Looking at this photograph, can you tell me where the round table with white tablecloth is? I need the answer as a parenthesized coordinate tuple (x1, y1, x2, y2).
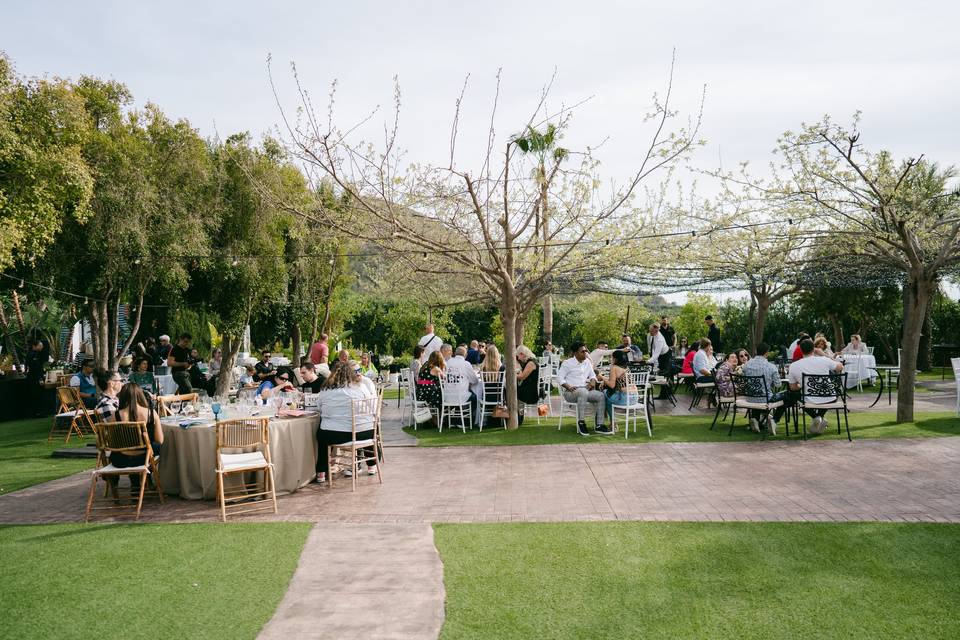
(158, 413, 319, 500)
(840, 354, 877, 388)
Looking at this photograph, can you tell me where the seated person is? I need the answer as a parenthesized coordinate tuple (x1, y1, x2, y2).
(588, 342, 614, 367)
(782, 338, 843, 435)
(358, 352, 379, 379)
(239, 365, 257, 387)
(842, 334, 868, 355)
(514, 345, 539, 425)
(692, 338, 715, 383)
(619, 334, 643, 362)
(128, 357, 155, 394)
(313, 364, 378, 484)
(258, 368, 297, 401)
(465, 340, 482, 366)
(791, 333, 810, 362)
(680, 341, 700, 375)
(94, 369, 123, 422)
(299, 361, 326, 393)
(714, 352, 739, 399)
(416, 351, 446, 413)
(813, 336, 834, 359)
(111, 383, 164, 491)
(742, 342, 783, 434)
(596, 349, 635, 424)
(70, 359, 98, 409)
(557, 341, 608, 435)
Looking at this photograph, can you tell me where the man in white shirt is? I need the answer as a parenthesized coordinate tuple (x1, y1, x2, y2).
(557, 341, 608, 435)
(440, 343, 454, 362)
(646, 323, 672, 398)
(786, 338, 843, 434)
(417, 324, 442, 365)
(691, 338, 715, 382)
(445, 346, 479, 409)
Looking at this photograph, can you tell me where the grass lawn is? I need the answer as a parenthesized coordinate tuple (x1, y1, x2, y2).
(0, 417, 95, 495)
(435, 521, 960, 639)
(0, 522, 309, 639)
(404, 411, 960, 446)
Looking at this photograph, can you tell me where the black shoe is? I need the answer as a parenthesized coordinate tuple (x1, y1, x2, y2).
(576, 421, 590, 436)
(595, 425, 613, 435)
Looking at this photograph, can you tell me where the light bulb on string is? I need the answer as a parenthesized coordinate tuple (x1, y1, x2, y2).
(134, 258, 141, 265)
(231, 258, 239, 266)
(18, 279, 24, 288)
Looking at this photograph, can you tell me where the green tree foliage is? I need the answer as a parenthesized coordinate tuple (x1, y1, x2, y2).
(673, 294, 718, 345)
(0, 55, 93, 271)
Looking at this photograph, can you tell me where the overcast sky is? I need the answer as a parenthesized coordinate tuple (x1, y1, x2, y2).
(5, 1, 958, 183)
(4, 1, 959, 299)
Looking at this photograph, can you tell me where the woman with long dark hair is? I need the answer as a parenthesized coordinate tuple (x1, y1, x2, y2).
(597, 349, 633, 427)
(111, 383, 164, 490)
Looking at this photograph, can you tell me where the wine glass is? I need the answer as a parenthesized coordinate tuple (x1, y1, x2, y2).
(211, 399, 222, 422)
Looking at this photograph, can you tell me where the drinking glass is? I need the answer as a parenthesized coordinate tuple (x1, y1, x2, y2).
(212, 400, 222, 422)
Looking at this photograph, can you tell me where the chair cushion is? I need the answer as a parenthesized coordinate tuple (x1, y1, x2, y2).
(94, 463, 147, 475)
(332, 439, 376, 448)
(56, 411, 78, 418)
(735, 400, 784, 410)
(220, 451, 269, 472)
(694, 382, 715, 389)
(717, 396, 734, 404)
(800, 401, 847, 410)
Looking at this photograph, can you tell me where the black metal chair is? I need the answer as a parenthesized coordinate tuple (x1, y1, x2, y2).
(799, 372, 851, 441)
(730, 374, 785, 439)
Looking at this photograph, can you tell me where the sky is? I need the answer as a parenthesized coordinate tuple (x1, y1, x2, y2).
(4, 0, 959, 300)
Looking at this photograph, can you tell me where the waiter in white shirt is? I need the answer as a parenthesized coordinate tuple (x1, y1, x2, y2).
(417, 324, 442, 365)
(646, 323, 672, 398)
(557, 341, 608, 436)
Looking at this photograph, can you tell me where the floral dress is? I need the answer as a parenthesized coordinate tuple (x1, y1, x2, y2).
(416, 362, 442, 409)
(714, 362, 735, 398)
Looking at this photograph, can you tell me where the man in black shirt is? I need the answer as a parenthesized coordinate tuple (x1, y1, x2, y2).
(255, 350, 276, 383)
(25, 339, 48, 416)
(298, 361, 326, 393)
(168, 333, 194, 394)
(659, 316, 676, 350)
(705, 315, 722, 353)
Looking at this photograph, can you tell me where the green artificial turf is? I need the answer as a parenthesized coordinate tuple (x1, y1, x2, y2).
(404, 411, 960, 446)
(0, 522, 310, 639)
(434, 521, 960, 639)
(0, 417, 95, 495)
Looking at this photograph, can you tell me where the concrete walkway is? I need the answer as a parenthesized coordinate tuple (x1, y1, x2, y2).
(257, 523, 444, 640)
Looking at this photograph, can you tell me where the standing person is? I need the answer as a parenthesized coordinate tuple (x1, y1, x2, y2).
(25, 339, 48, 416)
(309, 333, 330, 367)
(167, 333, 194, 394)
(619, 334, 643, 362)
(646, 323, 672, 399)
(705, 316, 722, 354)
(659, 316, 676, 349)
(70, 359, 98, 409)
(417, 324, 442, 366)
(557, 342, 606, 436)
(156, 335, 173, 365)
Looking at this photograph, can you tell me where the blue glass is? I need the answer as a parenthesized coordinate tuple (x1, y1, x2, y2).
(212, 402, 222, 421)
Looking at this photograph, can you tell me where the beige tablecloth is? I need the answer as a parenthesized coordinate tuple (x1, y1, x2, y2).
(159, 414, 319, 500)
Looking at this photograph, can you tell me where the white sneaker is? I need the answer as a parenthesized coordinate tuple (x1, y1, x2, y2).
(367, 467, 378, 476)
(749, 418, 760, 433)
(342, 468, 353, 477)
(768, 420, 778, 436)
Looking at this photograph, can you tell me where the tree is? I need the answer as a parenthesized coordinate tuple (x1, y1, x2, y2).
(0, 54, 93, 272)
(777, 116, 960, 422)
(272, 57, 703, 429)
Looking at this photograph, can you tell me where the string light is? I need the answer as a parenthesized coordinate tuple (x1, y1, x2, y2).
(231, 258, 240, 266)
(18, 279, 24, 288)
(133, 258, 141, 265)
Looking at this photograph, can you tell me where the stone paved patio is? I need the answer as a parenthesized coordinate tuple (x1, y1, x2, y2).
(3, 436, 959, 524)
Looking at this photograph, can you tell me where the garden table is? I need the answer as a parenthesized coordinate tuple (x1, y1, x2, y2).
(158, 413, 319, 499)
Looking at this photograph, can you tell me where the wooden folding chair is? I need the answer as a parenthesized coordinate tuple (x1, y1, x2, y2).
(49, 386, 95, 443)
(329, 396, 383, 492)
(84, 421, 164, 522)
(215, 418, 277, 521)
(156, 393, 199, 417)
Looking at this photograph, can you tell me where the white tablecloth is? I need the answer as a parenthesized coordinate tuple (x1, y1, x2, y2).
(842, 354, 877, 388)
(155, 374, 177, 395)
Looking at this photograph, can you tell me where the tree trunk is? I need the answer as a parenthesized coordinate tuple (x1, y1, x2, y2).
(107, 297, 120, 370)
(917, 305, 932, 371)
(828, 313, 844, 351)
(308, 299, 320, 346)
(501, 285, 519, 431)
(119, 290, 145, 358)
(0, 303, 20, 366)
(897, 273, 935, 423)
(215, 333, 243, 397)
(541, 295, 553, 346)
(514, 311, 527, 347)
(747, 291, 758, 353)
(291, 322, 302, 366)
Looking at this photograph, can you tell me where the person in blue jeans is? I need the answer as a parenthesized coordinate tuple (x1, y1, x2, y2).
(597, 349, 637, 423)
